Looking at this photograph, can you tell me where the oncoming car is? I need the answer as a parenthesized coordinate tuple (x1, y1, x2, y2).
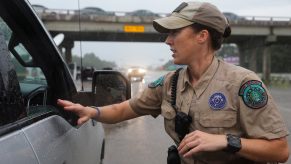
(0, 0, 130, 164)
(127, 67, 146, 81)
(81, 66, 95, 80)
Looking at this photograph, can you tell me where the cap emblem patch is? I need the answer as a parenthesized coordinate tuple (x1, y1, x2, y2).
(172, 2, 188, 13)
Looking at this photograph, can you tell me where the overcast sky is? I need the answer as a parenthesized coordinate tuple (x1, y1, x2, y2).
(29, 0, 291, 68)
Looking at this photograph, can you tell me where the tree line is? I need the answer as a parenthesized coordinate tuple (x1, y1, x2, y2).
(72, 53, 116, 70)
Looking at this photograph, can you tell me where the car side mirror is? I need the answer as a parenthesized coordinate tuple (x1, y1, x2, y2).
(92, 70, 131, 106)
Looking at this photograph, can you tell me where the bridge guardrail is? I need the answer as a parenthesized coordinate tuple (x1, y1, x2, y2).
(35, 8, 291, 26)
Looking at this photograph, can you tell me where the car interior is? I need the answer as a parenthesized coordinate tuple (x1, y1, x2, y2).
(0, 31, 25, 126)
(0, 18, 57, 127)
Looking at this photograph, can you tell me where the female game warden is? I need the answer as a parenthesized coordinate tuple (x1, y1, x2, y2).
(58, 1, 289, 163)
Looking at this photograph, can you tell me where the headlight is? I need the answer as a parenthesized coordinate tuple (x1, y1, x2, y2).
(138, 68, 146, 73)
(128, 68, 133, 73)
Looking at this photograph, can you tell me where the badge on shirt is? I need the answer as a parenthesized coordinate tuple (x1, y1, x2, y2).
(239, 80, 268, 109)
(208, 92, 227, 110)
(148, 76, 165, 88)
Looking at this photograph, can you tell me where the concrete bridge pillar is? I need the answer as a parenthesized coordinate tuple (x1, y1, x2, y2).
(249, 48, 258, 72)
(236, 38, 264, 73)
(237, 41, 252, 69)
(262, 46, 271, 85)
(61, 40, 74, 64)
(236, 44, 245, 67)
(262, 35, 277, 85)
(237, 37, 275, 85)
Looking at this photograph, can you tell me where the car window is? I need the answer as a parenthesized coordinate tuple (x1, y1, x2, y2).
(0, 16, 50, 126)
(13, 44, 46, 84)
(0, 18, 46, 85)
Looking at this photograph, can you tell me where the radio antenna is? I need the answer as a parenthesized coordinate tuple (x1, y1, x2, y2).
(77, 0, 84, 91)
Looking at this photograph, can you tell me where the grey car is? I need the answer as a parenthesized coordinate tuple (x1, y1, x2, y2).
(80, 7, 115, 16)
(223, 12, 246, 21)
(127, 9, 160, 17)
(31, 4, 47, 13)
(0, 0, 130, 164)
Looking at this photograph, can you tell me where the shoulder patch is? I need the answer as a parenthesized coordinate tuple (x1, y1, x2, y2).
(239, 80, 268, 109)
(148, 76, 165, 88)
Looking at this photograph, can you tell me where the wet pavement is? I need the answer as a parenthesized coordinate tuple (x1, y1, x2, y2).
(102, 71, 172, 164)
(102, 116, 173, 164)
(270, 87, 291, 164)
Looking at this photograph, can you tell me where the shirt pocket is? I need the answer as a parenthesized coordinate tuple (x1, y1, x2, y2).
(161, 100, 176, 120)
(197, 110, 237, 134)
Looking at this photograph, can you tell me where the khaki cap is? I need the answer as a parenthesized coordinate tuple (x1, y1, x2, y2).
(153, 1, 229, 35)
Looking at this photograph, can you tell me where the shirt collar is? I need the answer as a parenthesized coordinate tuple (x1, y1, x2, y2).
(180, 57, 219, 97)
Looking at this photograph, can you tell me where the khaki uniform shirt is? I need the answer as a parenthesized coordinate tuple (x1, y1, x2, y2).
(129, 57, 288, 164)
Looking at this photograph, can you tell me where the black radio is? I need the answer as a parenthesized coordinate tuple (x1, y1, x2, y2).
(175, 111, 192, 140)
(167, 145, 181, 164)
(167, 68, 192, 164)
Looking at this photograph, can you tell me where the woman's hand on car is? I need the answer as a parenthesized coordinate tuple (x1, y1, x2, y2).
(57, 99, 96, 125)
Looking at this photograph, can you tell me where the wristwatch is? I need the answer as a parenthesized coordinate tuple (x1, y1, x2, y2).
(225, 134, 241, 153)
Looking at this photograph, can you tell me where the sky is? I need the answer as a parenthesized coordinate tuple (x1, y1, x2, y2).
(28, 0, 291, 68)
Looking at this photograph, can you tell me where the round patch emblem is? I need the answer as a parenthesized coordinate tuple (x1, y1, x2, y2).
(239, 80, 268, 109)
(208, 92, 227, 110)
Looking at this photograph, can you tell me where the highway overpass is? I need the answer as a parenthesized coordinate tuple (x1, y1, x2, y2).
(37, 9, 291, 82)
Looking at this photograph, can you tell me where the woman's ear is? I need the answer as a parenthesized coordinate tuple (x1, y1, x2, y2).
(197, 30, 209, 43)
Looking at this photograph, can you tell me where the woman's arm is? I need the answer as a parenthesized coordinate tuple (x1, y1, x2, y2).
(178, 130, 289, 163)
(239, 137, 289, 162)
(57, 99, 139, 125)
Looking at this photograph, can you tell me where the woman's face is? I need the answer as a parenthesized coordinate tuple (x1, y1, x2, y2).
(165, 26, 200, 65)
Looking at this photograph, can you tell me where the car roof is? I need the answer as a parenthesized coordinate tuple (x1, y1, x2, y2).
(31, 4, 47, 9)
(82, 7, 105, 11)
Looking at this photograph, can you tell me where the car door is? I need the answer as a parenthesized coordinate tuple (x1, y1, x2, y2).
(0, 26, 38, 164)
(22, 115, 104, 164)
